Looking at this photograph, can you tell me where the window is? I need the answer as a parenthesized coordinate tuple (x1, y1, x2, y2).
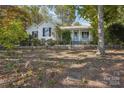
(42, 27, 52, 37)
(82, 32, 89, 38)
(32, 31, 38, 38)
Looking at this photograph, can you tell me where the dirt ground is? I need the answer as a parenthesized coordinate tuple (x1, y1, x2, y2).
(0, 48, 124, 88)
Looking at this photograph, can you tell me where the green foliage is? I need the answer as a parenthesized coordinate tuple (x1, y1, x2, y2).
(38, 72, 43, 81)
(117, 6, 124, 24)
(20, 35, 44, 46)
(78, 5, 118, 28)
(22, 6, 48, 24)
(107, 23, 124, 45)
(47, 79, 56, 87)
(32, 38, 42, 46)
(0, 6, 51, 48)
(0, 6, 31, 28)
(46, 39, 56, 46)
(0, 20, 28, 49)
(40, 39, 46, 46)
(56, 29, 71, 45)
(20, 35, 31, 46)
(0, 6, 31, 49)
(62, 30, 71, 44)
(55, 25, 62, 42)
(55, 5, 76, 25)
(77, 5, 121, 44)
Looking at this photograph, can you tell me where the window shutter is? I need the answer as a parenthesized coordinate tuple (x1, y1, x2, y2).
(43, 28, 45, 36)
(49, 28, 51, 36)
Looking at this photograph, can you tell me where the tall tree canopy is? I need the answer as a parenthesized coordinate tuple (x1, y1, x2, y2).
(54, 5, 76, 26)
(0, 6, 31, 48)
(0, 6, 31, 28)
(22, 6, 50, 24)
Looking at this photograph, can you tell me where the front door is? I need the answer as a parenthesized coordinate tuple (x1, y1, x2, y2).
(73, 31, 78, 41)
(73, 31, 79, 44)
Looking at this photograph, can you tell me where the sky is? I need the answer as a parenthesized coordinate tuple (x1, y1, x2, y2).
(74, 10, 90, 26)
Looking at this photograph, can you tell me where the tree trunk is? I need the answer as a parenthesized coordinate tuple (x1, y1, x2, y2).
(97, 5, 105, 56)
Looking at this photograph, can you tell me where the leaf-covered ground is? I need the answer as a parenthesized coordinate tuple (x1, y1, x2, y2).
(0, 48, 124, 88)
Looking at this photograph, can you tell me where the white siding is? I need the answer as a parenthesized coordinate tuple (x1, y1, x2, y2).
(38, 22, 56, 40)
(26, 24, 38, 35)
(26, 22, 56, 40)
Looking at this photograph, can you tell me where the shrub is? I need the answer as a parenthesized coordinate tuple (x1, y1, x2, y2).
(20, 35, 43, 46)
(32, 38, 41, 46)
(0, 20, 28, 49)
(40, 39, 46, 46)
(107, 23, 124, 45)
(62, 30, 71, 44)
(46, 39, 56, 46)
(20, 35, 31, 46)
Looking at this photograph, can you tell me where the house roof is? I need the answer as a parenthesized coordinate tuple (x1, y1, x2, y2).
(60, 25, 91, 30)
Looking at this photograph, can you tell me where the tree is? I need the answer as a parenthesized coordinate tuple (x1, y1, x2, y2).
(0, 6, 30, 48)
(107, 23, 124, 44)
(77, 5, 119, 44)
(54, 5, 76, 26)
(76, 5, 124, 55)
(116, 6, 124, 24)
(22, 5, 52, 24)
(97, 5, 105, 55)
(0, 20, 28, 49)
(0, 6, 31, 29)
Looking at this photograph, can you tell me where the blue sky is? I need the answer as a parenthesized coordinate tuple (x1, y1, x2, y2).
(74, 9, 90, 26)
(75, 18, 90, 26)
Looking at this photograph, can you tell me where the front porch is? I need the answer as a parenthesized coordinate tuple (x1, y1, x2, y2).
(60, 25, 92, 45)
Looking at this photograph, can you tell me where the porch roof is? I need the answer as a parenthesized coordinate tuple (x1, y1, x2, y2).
(60, 25, 91, 30)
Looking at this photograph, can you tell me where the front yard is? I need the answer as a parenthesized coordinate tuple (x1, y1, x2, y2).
(0, 48, 124, 87)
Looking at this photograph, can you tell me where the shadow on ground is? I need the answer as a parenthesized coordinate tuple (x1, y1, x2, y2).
(0, 49, 124, 88)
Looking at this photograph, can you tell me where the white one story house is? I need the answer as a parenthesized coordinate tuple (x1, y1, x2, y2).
(26, 21, 93, 44)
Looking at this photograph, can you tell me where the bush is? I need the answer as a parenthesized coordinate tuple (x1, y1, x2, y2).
(32, 38, 41, 46)
(40, 39, 46, 46)
(58, 41, 64, 45)
(46, 39, 56, 46)
(62, 30, 71, 44)
(107, 23, 124, 45)
(0, 20, 28, 49)
(20, 35, 45, 46)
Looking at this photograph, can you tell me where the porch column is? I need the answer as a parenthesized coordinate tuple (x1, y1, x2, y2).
(79, 29, 81, 42)
(89, 31, 92, 41)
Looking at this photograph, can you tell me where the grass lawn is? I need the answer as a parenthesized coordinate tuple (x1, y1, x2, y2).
(0, 48, 124, 88)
